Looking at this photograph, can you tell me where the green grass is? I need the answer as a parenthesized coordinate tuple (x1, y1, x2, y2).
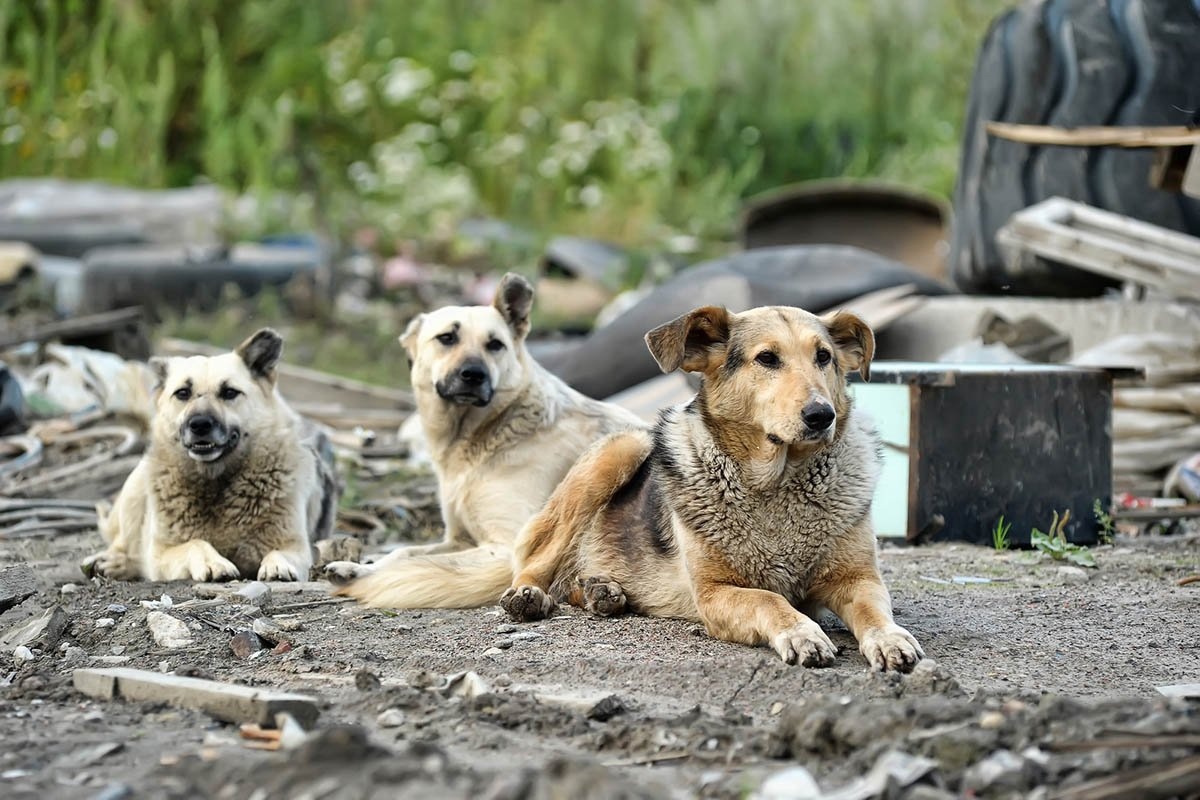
(990, 515, 1011, 551)
(1, 0, 1010, 251)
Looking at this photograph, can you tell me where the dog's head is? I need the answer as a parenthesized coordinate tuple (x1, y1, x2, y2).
(400, 272, 534, 410)
(646, 305, 873, 454)
(148, 329, 285, 468)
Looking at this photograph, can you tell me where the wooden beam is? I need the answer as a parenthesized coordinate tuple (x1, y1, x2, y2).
(987, 122, 1200, 148)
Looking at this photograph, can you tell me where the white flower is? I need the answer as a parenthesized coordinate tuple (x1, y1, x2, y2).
(1, 125, 24, 145)
(97, 127, 117, 149)
(337, 80, 368, 113)
(381, 59, 433, 105)
(537, 157, 561, 178)
(518, 107, 541, 129)
(449, 50, 475, 72)
(441, 116, 462, 138)
(559, 121, 589, 144)
(579, 184, 602, 208)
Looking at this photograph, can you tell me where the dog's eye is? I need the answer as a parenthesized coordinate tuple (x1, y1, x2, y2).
(436, 332, 458, 346)
(172, 387, 191, 401)
(486, 339, 506, 352)
(815, 348, 833, 367)
(754, 351, 781, 368)
(218, 386, 242, 401)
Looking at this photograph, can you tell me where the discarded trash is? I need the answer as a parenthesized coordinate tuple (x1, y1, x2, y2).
(13, 645, 34, 662)
(141, 594, 175, 610)
(1164, 453, 1200, 503)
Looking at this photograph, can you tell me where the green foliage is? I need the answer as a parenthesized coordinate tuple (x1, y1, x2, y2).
(1031, 509, 1097, 569)
(0, 0, 1009, 248)
(1092, 498, 1115, 545)
(990, 515, 1011, 551)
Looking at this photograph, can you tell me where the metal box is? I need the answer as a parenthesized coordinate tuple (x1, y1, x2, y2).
(848, 362, 1112, 546)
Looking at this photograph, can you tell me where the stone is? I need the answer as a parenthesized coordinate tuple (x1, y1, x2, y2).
(96, 618, 116, 629)
(444, 670, 490, 698)
(753, 766, 821, 800)
(0, 564, 38, 613)
(482, 647, 505, 657)
(376, 708, 406, 728)
(73, 667, 320, 728)
(234, 582, 272, 607)
(506, 631, 543, 642)
(106, 604, 127, 616)
(962, 749, 1040, 794)
(251, 617, 292, 645)
(2, 606, 69, 652)
(60, 583, 81, 596)
(534, 690, 626, 721)
(13, 645, 34, 662)
(229, 631, 264, 659)
(1056, 566, 1089, 584)
(146, 612, 194, 649)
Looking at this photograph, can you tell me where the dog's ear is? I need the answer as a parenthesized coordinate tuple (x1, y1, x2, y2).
(148, 357, 170, 396)
(644, 306, 731, 374)
(399, 314, 424, 364)
(493, 272, 534, 338)
(236, 328, 284, 383)
(822, 310, 875, 381)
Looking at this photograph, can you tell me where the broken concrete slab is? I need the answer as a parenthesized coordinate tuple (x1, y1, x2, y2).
(0, 564, 38, 613)
(1, 605, 68, 652)
(145, 611, 193, 649)
(73, 667, 319, 728)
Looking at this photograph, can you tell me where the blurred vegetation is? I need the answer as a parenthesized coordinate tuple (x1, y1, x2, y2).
(2, 0, 1008, 251)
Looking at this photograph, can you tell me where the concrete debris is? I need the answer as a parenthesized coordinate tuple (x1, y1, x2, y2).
(73, 667, 320, 728)
(962, 749, 1041, 795)
(823, 749, 939, 800)
(0, 563, 37, 613)
(140, 594, 174, 610)
(145, 611, 194, 649)
(95, 617, 116, 628)
(13, 645, 34, 662)
(2, 605, 69, 652)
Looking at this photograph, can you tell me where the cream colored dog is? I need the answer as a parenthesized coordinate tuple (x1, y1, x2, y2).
(82, 329, 336, 582)
(327, 273, 644, 607)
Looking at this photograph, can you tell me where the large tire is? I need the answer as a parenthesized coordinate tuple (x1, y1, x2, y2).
(951, 0, 1200, 296)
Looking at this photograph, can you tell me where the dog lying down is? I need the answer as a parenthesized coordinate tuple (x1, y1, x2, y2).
(326, 273, 645, 607)
(82, 329, 336, 582)
(498, 304, 924, 670)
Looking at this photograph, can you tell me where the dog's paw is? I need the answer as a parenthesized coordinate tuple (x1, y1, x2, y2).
(322, 560, 376, 585)
(258, 551, 302, 582)
(579, 576, 627, 617)
(771, 620, 839, 667)
(81, 550, 136, 580)
(859, 624, 924, 673)
(500, 585, 556, 622)
(192, 553, 240, 582)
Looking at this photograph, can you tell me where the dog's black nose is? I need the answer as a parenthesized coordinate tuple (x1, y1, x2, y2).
(187, 415, 215, 436)
(458, 363, 488, 385)
(801, 402, 835, 431)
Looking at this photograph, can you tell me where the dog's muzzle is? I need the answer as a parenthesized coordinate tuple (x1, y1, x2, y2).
(180, 414, 241, 463)
(436, 359, 494, 407)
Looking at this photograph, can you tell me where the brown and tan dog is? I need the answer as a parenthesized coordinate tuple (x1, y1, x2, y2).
(498, 304, 924, 671)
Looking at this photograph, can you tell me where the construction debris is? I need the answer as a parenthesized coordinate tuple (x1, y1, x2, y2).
(0, 563, 37, 612)
(73, 667, 320, 728)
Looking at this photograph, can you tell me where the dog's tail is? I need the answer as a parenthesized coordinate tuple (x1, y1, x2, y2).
(333, 546, 513, 609)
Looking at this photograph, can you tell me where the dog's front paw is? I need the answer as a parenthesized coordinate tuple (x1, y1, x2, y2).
(322, 560, 375, 585)
(82, 550, 137, 581)
(500, 585, 556, 622)
(771, 620, 838, 667)
(579, 576, 627, 617)
(258, 551, 302, 582)
(859, 624, 924, 673)
(192, 552, 240, 582)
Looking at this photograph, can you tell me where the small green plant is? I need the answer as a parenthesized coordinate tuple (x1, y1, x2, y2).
(1093, 499, 1116, 545)
(1031, 509, 1096, 568)
(990, 515, 1011, 551)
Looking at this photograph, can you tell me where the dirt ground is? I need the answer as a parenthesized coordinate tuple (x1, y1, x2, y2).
(2, 525, 1199, 799)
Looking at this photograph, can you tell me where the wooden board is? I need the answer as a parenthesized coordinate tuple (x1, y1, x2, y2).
(986, 122, 1200, 148)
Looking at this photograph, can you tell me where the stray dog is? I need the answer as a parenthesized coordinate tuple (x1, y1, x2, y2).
(82, 329, 336, 582)
(498, 304, 925, 671)
(328, 273, 644, 607)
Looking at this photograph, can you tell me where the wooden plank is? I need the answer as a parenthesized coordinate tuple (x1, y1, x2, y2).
(73, 667, 320, 728)
(987, 122, 1200, 147)
(998, 198, 1200, 302)
(0, 307, 144, 350)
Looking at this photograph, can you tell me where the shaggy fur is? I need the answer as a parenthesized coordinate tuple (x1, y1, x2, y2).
(498, 304, 925, 671)
(82, 329, 335, 582)
(327, 273, 644, 608)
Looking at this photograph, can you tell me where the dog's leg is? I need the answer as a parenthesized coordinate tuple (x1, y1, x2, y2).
(258, 547, 311, 582)
(814, 568, 923, 673)
(323, 527, 470, 585)
(501, 430, 651, 622)
(695, 580, 838, 667)
(153, 539, 240, 582)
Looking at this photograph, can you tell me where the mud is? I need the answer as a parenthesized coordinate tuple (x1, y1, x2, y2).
(1, 528, 1198, 799)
